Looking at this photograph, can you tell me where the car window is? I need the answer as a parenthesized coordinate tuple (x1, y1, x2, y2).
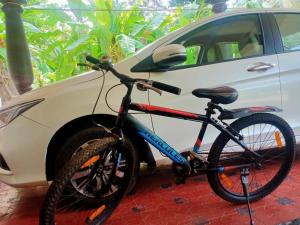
(173, 14, 264, 67)
(179, 45, 204, 66)
(274, 13, 300, 52)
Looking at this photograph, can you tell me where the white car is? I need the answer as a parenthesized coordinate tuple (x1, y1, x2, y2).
(1, 9, 300, 188)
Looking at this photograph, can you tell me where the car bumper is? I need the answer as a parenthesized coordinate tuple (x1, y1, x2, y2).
(0, 115, 52, 187)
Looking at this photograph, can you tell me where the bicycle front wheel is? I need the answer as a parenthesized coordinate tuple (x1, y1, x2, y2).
(40, 136, 136, 225)
(207, 113, 295, 203)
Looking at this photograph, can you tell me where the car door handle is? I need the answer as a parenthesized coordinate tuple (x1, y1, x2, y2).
(247, 62, 276, 72)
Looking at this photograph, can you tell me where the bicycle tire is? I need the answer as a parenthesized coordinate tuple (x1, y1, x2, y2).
(207, 113, 295, 203)
(40, 136, 137, 225)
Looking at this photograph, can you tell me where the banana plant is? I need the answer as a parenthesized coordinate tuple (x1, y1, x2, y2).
(2, 0, 214, 87)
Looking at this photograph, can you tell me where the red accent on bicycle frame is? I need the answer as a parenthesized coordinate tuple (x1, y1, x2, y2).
(195, 138, 202, 147)
(135, 103, 199, 119)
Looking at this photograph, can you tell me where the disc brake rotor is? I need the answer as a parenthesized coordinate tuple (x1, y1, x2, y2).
(71, 147, 126, 198)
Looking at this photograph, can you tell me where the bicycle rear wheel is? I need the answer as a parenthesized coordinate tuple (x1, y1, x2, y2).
(40, 136, 136, 225)
(207, 113, 295, 203)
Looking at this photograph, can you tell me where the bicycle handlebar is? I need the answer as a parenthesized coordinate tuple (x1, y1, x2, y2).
(86, 55, 100, 64)
(151, 81, 181, 95)
(86, 55, 181, 95)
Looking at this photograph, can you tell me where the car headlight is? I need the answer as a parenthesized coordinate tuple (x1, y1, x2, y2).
(0, 99, 44, 128)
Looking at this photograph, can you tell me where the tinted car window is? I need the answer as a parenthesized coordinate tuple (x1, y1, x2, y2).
(174, 14, 264, 66)
(274, 13, 300, 51)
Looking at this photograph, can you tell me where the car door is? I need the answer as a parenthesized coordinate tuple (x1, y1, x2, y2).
(271, 12, 300, 139)
(148, 13, 281, 161)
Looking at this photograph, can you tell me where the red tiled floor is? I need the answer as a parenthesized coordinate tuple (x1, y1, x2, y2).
(1, 157, 300, 225)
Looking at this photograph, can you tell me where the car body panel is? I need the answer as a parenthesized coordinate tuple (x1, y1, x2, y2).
(277, 51, 300, 137)
(13, 57, 151, 130)
(0, 116, 51, 186)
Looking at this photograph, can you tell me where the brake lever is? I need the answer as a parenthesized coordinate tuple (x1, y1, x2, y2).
(136, 81, 162, 95)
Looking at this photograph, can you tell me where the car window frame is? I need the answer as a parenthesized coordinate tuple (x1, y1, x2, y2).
(131, 13, 276, 73)
(169, 13, 273, 71)
(270, 12, 300, 54)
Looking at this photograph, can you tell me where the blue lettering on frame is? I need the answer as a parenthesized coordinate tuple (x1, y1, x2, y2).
(137, 130, 186, 164)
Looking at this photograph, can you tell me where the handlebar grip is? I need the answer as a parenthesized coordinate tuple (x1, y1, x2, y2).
(152, 81, 181, 95)
(86, 56, 100, 64)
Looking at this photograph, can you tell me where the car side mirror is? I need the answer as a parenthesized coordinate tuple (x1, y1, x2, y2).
(152, 44, 187, 69)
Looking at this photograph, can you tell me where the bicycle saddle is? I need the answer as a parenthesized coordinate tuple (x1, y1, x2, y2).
(192, 86, 238, 104)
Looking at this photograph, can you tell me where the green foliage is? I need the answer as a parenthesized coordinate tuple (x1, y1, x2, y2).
(2, 0, 211, 88)
(282, 33, 300, 50)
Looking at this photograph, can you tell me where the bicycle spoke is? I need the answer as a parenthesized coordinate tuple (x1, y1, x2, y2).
(215, 120, 291, 200)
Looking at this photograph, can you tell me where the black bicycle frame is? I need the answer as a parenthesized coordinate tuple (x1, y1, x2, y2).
(114, 82, 261, 173)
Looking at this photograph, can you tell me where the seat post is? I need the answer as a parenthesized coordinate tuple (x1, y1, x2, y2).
(193, 101, 214, 154)
(206, 101, 217, 117)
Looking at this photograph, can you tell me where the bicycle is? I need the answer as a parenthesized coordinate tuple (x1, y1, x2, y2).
(40, 55, 295, 225)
